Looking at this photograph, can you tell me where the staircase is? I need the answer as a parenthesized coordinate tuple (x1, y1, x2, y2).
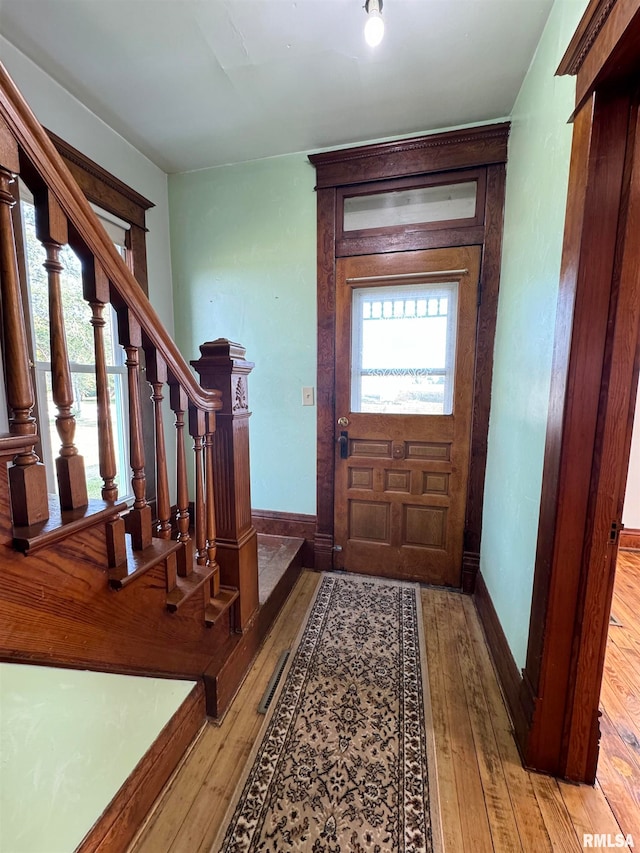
(0, 62, 268, 711)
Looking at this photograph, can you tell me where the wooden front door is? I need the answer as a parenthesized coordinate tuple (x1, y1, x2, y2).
(333, 246, 481, 585)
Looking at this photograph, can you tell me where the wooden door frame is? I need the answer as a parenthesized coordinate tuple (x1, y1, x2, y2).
(515, 0, 640, 782)
(309, 124, 509, 589)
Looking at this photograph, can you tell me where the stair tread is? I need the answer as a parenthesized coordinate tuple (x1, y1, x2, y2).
(166, 564, 215, 611)
(205, 586, 239, 627)
(108, 537, 182, 589)
(13, 497, 128, 555)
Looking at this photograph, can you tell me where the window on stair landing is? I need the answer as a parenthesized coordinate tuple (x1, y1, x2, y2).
(18, 180, 132, 502)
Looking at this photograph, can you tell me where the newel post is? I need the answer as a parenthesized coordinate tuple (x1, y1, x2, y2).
(191, 339, 258, 631)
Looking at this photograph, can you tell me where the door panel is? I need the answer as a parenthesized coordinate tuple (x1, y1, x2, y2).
(333, 246, 481, 585)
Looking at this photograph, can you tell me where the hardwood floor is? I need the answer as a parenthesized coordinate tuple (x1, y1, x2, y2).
(129, 571, 624, 852)
(598, 549, 640, 841)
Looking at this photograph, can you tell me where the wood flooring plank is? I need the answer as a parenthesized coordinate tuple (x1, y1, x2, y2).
(530, 775, 583, 852)
(132, 723, 226, 853)
(462, 596, 553, 853)
(131, 573, 634, 853)
(431, 591, 494, 852)
(180, 722, 266, 853)
(608, 631, 640, 684)
(134, 667, 265, 852)
(598, 551, 640, 843)
(448, 597, 523, 851)
(597, 709, 640, 840)
(131, 571, 320, 853)
(422, 592, 465, 853)
(183, 574, 321, 853)
(558, 778, 623, 844)
(601, 647, 640, 761)
(135, 728, 240, 851)
(607, 592, 640, 656)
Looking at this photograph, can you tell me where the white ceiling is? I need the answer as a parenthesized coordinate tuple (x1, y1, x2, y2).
(0, 0, 553, 174)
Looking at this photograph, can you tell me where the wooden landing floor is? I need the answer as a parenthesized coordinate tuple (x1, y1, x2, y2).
(598, 549, 640, 841)
(257, 532, 304, 605)
(130, 572, 624, 852)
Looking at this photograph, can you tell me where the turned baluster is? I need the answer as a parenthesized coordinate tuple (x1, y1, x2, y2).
(78, 257, 118, 502)
(0, 119, 48, 525)
(189, 406, 207, 565)
(92, 318, 117, 500)
(204, 411, 220, 595)
(171, 383, 193, 575)
(146, 351, 171, 539)
(119, 312, 152, 549)
(35, 190, 88, 509)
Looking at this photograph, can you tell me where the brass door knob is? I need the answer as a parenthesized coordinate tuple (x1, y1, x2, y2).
(337, 416, 349, 427)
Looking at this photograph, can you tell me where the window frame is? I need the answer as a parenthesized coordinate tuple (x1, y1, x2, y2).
(336, 168, 487, 247)
(18, 182, 132, 501)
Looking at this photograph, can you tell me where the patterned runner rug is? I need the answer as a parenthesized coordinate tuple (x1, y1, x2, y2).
(213, 572, 442, 853)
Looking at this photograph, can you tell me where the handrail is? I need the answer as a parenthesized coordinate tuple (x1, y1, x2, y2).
(0, 61, 220, 414)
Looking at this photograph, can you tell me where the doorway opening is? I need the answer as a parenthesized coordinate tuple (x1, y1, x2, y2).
(309, 124, 509, 589)
(520, 2, 640, 784)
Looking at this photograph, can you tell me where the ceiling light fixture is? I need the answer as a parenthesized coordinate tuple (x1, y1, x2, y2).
(364, 0, 384, 47)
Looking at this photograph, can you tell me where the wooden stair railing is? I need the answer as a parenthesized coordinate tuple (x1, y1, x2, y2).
(0, 61, 231, 621)
(0, 129, 48, 526)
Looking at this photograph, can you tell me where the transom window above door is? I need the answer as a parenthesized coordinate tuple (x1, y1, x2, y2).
(343, 181, 477, 232)
(338, 169, 485, 243)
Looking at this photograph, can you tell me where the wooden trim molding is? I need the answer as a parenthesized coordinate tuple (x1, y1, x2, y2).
(78, 681, 205, 853)
(473, 571, 529, 750)
(310, 124, 509, 587)
(461, 551, 480, 594)
(557, 0, 618, 76)
(252, 508, 315, 537)
(44, 128, 153, 300)
(619, 528, 640, 548)
(309, 123, 510, 188)
(558, 0, 640, 111)
(463, 161, 507, 585)
(524, 88, 631, 781)
(46, 128, 154, 225)
(314, 185, 338, 572)
(252, 509, 316, 567)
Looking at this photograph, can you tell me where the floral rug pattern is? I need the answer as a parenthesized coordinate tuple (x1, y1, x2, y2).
(216, 573, 438, 853)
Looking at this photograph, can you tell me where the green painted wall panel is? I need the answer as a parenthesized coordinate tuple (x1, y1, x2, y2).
(169, 156, 317, 514)
(0, 664, 194, 853)
(480, 0, 589, 669)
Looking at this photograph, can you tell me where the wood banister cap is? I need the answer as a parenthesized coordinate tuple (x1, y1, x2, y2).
(198, 339, 246, 359)
(192, 338, 255, 373)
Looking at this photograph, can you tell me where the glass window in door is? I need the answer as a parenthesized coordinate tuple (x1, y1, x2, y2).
(350, 282, 458, 415)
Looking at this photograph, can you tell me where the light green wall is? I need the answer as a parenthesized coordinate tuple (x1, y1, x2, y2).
(480, 0, 588, 670)
(0, 35, 175, 336)
(169, 156, 317, 514)
(0, 664, 195, 853)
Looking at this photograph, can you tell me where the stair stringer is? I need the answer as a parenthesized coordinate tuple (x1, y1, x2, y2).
(0, 518, 238, 686)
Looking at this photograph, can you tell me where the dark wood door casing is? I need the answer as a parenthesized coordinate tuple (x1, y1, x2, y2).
(514, 0, 640, 784)
(309, 124, 509, 591)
